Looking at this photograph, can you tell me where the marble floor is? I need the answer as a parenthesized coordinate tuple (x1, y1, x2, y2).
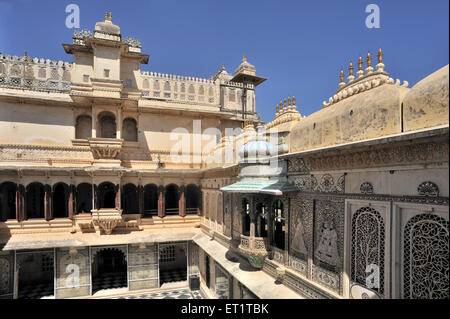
(109, 288, 204, 299)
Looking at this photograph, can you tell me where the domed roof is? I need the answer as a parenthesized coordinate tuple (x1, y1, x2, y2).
(239, 135, 275, 159)
(94, 14, 121, 35)
(402, 64, 449, 132)
(234, 55, 256, 76)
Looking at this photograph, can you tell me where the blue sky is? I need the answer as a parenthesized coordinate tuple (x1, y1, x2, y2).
(0, 0, 448, 122)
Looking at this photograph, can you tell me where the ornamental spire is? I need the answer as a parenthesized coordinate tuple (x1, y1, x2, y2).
(377, 47, 383, 64)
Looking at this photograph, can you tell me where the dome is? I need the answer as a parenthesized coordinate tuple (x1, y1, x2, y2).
(239, 135, 275, 159)
(234, 55, 256, 76)
(402, 64, 449, 132)
(94, 15, 121, 36)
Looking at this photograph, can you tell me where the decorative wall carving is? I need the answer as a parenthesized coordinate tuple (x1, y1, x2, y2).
(292, 174, 345, 193)
(313, 199, 345, 294)
(417, 181, 439, 197)
(351, 207, 385, 294)
(286, 141, 448, 172)
(360, 182, 374, 194)
(403, 214, 449, 299)
(0, 256, 11, 295)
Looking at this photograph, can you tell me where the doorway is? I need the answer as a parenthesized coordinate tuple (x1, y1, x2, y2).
(91, 247, 127, 294)
(159, 243, 187, 286)
(16, 250, 54, 299)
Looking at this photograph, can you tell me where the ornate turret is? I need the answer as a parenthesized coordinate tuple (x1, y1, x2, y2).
(231, 55, 267, 86)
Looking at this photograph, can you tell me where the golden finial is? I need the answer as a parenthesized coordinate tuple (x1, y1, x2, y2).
(243, 55, 247, 62)
(288, 96, 291, 106)
(222, 64, 225, 70)
(283, 98, 287, 109)
(366, 51, 372, 67)
(349, 62, 354, 76)
(358, 56, 363, 71)
(340, 69, 344, 82)
(293, 96, 296, 105)
(280, 100, 283, 109)
(24, 50, 27, 57)
(258, 114, 261, 121)
(105, 11, 108, 20)
(276, 104, 279, 113)
(109, 12, 112, 20)
(377, 48, 383, 64)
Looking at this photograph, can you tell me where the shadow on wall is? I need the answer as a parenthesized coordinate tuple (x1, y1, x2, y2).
(224, 250, 259, 273)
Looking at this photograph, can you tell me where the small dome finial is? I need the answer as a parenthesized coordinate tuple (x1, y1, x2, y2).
(24, 50, 27, 57)
(348, 62, 354, 76)
(283, 98, 287, 109)
(366, 51, 372, 67)
(243, 55, 247, 62)
(288, 96, 291, 106)
(377, 47, 383, 64)
(276, 104, 279, 113)
(293, 96, 296, 105)
(358, 56, 363, 71)
(340, 69, 345, 82)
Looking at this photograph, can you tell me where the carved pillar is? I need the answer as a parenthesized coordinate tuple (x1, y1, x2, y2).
(179, 186, 186, 217)
(91, 106, 96, 138)
(93, 184, 98, 210)
(138, 185, 144, 216)
(116, 107, 122, 139)
(158, 186, 165, 218)
(44, 185, 52, 221)
(115, 184, 121, 209)
(197, 186, 202, 216)
(16, 184, 25, 222)
(68, 185, 75, 218)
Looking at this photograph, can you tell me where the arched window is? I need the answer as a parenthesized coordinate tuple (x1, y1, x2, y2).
(188, 84, 195, 94)
(144, 184, 158, 216)
(122, 118, 138, 142)
(0, 182, 17, 221)
(76, 183, 92, 214)
(98, 182, 116, 209)
(199, 85, 205, 95)
(53, 183, 69, 218)
(75, 115, 92, 139)
(186, 184, 200, 214)
(165, 184, 179, 215)
(153, 80, 160, 90)
(164, 81, 171, 91)
(142, 79, 149, 89)
(26, 183, 45, 219)
(242, 198, 250, 236)
(122, 183, 138, 214)
(98, 112, 116, 138)
(273, 200, 285, 249)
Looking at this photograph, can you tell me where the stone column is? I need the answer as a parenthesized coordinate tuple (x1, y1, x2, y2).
(116, 107, 122, 139)
(16, 184, 25, 222)
(68, 185, 75, 218)
(138, 184, 144, 217)
(179, 186, 186, 217)
(157, 186, 165, 218)
(93, 184, 98, 210)
(91, 106, 96, 138)
(115, 184, 121, 209)
(44, 185, 52, 221)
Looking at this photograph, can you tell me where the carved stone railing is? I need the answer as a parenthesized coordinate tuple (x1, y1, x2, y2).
(238, 234, 269, 269)
(140, 71, 217, 105)
(0, 54, 71, 93)
(269, 246, 286, 265)
(91, 208, 123, 235)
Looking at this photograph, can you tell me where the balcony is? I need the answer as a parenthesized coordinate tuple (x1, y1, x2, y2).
(238, 234, 269, 269)
(91, 208, 123, 235)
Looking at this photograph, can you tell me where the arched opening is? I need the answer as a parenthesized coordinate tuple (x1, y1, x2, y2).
(185, 184, 200, 214)
(75, 115, 92, 139)
(257, 203, 267, 237)
(98, 182, 116, 209)
(165, 184, 179, 215)
(122, 118, 137, 142)
(121, 183, 138, 214)
(143, 184, 158, 216)
(26, 183, 45, 219)
(76, 183, 92, 214)
(91, 248, 127, 294)
(273, 200, 285, 250)
(242, 198, 250, 236)
(52, 183, 68, 218)
(16, 251, 54, 299)
(0, 182, 17, 221)
(159, 243, 187, 286)
(98, 112, 116, 139)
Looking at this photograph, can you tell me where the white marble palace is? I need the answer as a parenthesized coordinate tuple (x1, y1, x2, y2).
(0, 14, 448, 299)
